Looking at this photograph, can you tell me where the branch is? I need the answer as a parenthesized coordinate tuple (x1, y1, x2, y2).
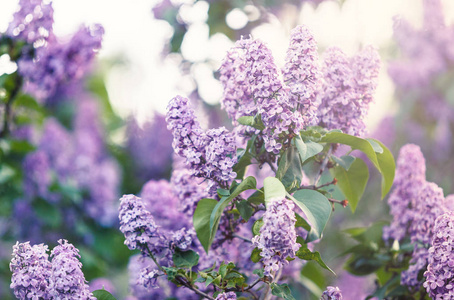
(0, 75, 23, 138)
(313, 147, 332, 186)
(175, 275, 215, 300)
(298, 178, 337, 191)
(233, 234, 252, 243)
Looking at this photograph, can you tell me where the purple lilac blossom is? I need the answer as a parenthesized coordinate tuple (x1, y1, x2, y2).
(170, 168, 208, 215)
(118, 194, 162, 255)
(10, 241, 52, 300)
(383, 144, 426, 241)
(321, 286, 343, 300)
(282, 25, 321, 126)
(88, 278, 116, 295)
(401, 181, 446, 289)
(7, 0, 54, 45)
(216, 291, 237, 300)
(423, 211, 454, 298)
(166, 95, 237, 191)
(335, 273, 372, 300)
(48, 239, 95, 299)
(252, 198, 300, 277)
(317, 46, 380, 136)
(126, 114, 173, 180)
(22, 150, 52, 200)
(18, 25, 104, 100)
(237, 38, 303, 154)
(138, 268, 159, 290)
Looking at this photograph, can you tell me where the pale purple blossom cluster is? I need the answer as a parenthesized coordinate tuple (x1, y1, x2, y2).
(401, 181, 446, 288)
(282, 25, 321, 126)
(18, 24, 104, 100)
(216, 291, 237, 300)
(48, 239, 95, 299)
(171, 168, 208, 215)
(423, 211, 454, 298)
(219, 25, 380, 150)
(10, 240, 95, 299)
(127, 114, 173, 180)
(10, 241, 51, 300)
(118, 194, 161, 255)
(317, 46, 380, 136)
(252, 198, 300, 277)
(166, 95, 237, 191)
(382, 144, 426, 241)
(321, 286, 343, 300)
(6, 0, 54, 45)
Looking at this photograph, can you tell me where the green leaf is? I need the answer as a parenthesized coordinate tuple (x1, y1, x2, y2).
(296, 246, 335, 275)
(0, 164, 15, 184)
(270, 283, 296, 300)
(173, 248, 200, 268)
(32, 199, 62, 228)
(332, 155, 355, 171)
(209, 177, 256, 240)
(237, 115, 265, 130)
(251, 247, 262, 263)
(162, 266, 178, 281)
(193, 198, 219, 253)
(92, 289, 117, 300)
(320, 132, 395, 199)
(253, 268, 264, 278)
(295, 213, 311, 232)
(370, 139, 396, 199)
(294, 136, 323, 163)
(289, 190, 331, 242)
(252, 218, 264, 236)
(264, 177, 286, 203)
(233, 150, 252, 180)
(236, 200, 253, 222)
(277, 146, 303, 191)
(247, 189, 264, 205)
(332, 157, 369, 212)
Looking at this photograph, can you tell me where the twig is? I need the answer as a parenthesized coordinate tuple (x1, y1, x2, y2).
(0, 76, 22, 138)
(145, 245, 164, 273)
(328, 198, 348, 210)
(175, 275, 215, 300)
(313, 147, 332, 186)
(298, 178, 337, 191)
(267, 161, 277, 173)
(233, 234, 252, 243)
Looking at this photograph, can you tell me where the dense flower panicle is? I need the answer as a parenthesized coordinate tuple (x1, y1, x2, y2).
(317, 46, 380, 137)
(422, 0, 445, 31)
(23, 150, 52, 200)
(48, 239, 95, 299)
(18, 24, 104, 100)
(219, 45, 255, 122)
(204, 127, 238, 191)
(423, 212, 454, 298)
(10, 242, 52, 300)
(127, 115, 173, 180)
(166, 96, 237, 190)
(118, 194, 161, 255)
(171, 168, 208, 215)
(252, 198, 300, 276)
(282, 25, 321, 126)
(320, 286, 343, 300)
(238, 38, 304, 154)
(7, 0, 54, 45)
(383, 144, 427, 241)
(401, 181, 446, 289)
(215, 291, 237, 300)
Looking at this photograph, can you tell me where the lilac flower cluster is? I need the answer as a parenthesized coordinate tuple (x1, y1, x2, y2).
(282, 25, 321, 126)
(138, 267, 159, 290)
(219, 25, 380, 151)
(423, 211, 454, 298)
(320, 286, 343, 300)
(383, 144, 426, 241)
(21, 98, 120, 228)
(127, 114, 173, 180)
(166, 95, 237, 191)
(401, 181, 446, 288)
(216, 291, 237, 300)
(118, 194, 161, 255)
(48, 239, 95, 299)
(317, 46, 380, 136)
(10, 242, 51, 300)
(10, 240, 95, 299)
(171, 168, 208, 215)
(252, 198, 300, 277)
(18, 24, 104, 100)
(6, 0, 54, 45)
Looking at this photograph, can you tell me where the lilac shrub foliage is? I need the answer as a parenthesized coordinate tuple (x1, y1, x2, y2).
(116, 24, 387, 299)
(10, 240, 95, 299)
